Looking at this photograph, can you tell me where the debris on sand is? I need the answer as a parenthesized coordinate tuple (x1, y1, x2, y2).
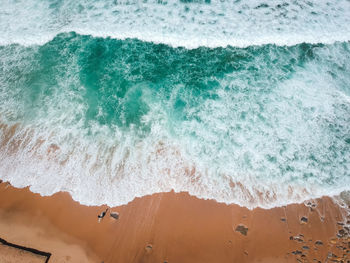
(235, 224, 248, 236)
(98, 208, 108, 222)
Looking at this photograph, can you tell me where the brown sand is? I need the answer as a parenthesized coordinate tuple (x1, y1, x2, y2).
(0, 182, 349, 263)
(0, 243, 47, 263)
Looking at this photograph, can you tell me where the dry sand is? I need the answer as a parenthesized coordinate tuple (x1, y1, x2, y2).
(0, 181, 349, 263)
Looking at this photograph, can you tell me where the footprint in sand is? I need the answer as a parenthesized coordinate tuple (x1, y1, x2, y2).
(145, 244, 153, 253)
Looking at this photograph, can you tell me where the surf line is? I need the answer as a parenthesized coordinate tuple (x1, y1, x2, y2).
(0, 237, 52, 263)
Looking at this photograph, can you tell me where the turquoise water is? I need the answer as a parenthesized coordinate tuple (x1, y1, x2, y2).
(0, 0, 349, 208)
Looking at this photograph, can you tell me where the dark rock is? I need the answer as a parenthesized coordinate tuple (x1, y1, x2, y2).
(336, 245, 343, 250)
(315, 240, 323, 245)
(293, 236, 303, 242)
(235, 224, 248, 236)
(302, 246, 310, 250)
(110, 212, 119, 220)
(300, 216, 308, 223)
(292, 250, 302, 255)
(280, 217, 286, 222)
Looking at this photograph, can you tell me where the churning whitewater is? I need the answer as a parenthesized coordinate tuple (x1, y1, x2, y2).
(0, 0, 349, 209)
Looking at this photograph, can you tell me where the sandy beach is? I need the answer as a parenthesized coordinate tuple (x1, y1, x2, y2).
(0, 181, 349, 263)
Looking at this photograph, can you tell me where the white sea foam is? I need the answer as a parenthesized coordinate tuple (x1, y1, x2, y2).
(1, 0, 350, 48)
(0, 41, 349, 209)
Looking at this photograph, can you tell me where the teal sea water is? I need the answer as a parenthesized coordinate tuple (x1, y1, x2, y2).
(0, 0, 349, 208)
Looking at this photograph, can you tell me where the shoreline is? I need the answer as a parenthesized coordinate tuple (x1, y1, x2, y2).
(0, 181, 349, 262)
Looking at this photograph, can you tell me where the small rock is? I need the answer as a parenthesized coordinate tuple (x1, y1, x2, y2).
(293, 236, 304, 242)
(302, 246, 310, 250)
(336, 245, 343, 250)
(110, 212, 119, 220)
(300, 216, 308, 223)
(292, 250, 302, 255)
(315, 240, 323, 245)
(281, 217, 286, 222)
(235, 224, 248, 236)
(338, 229, 345, 236)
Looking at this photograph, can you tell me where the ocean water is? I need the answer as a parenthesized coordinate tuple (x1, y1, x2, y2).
(0, 0, 349, 209)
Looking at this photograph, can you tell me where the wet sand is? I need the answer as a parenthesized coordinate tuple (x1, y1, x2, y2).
(0, 243, 47, 263)
(0, 182, 349, 263)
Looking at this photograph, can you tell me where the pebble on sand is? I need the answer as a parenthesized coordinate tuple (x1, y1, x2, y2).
(235, 224, 248, 236)
(110, 212, 119, 220)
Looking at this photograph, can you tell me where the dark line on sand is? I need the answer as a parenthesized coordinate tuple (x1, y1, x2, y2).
(0, 237, 51, 263)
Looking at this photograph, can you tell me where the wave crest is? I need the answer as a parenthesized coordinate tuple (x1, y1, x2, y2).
(1, 0, 350, 48)
(0, 35, 349, 208)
